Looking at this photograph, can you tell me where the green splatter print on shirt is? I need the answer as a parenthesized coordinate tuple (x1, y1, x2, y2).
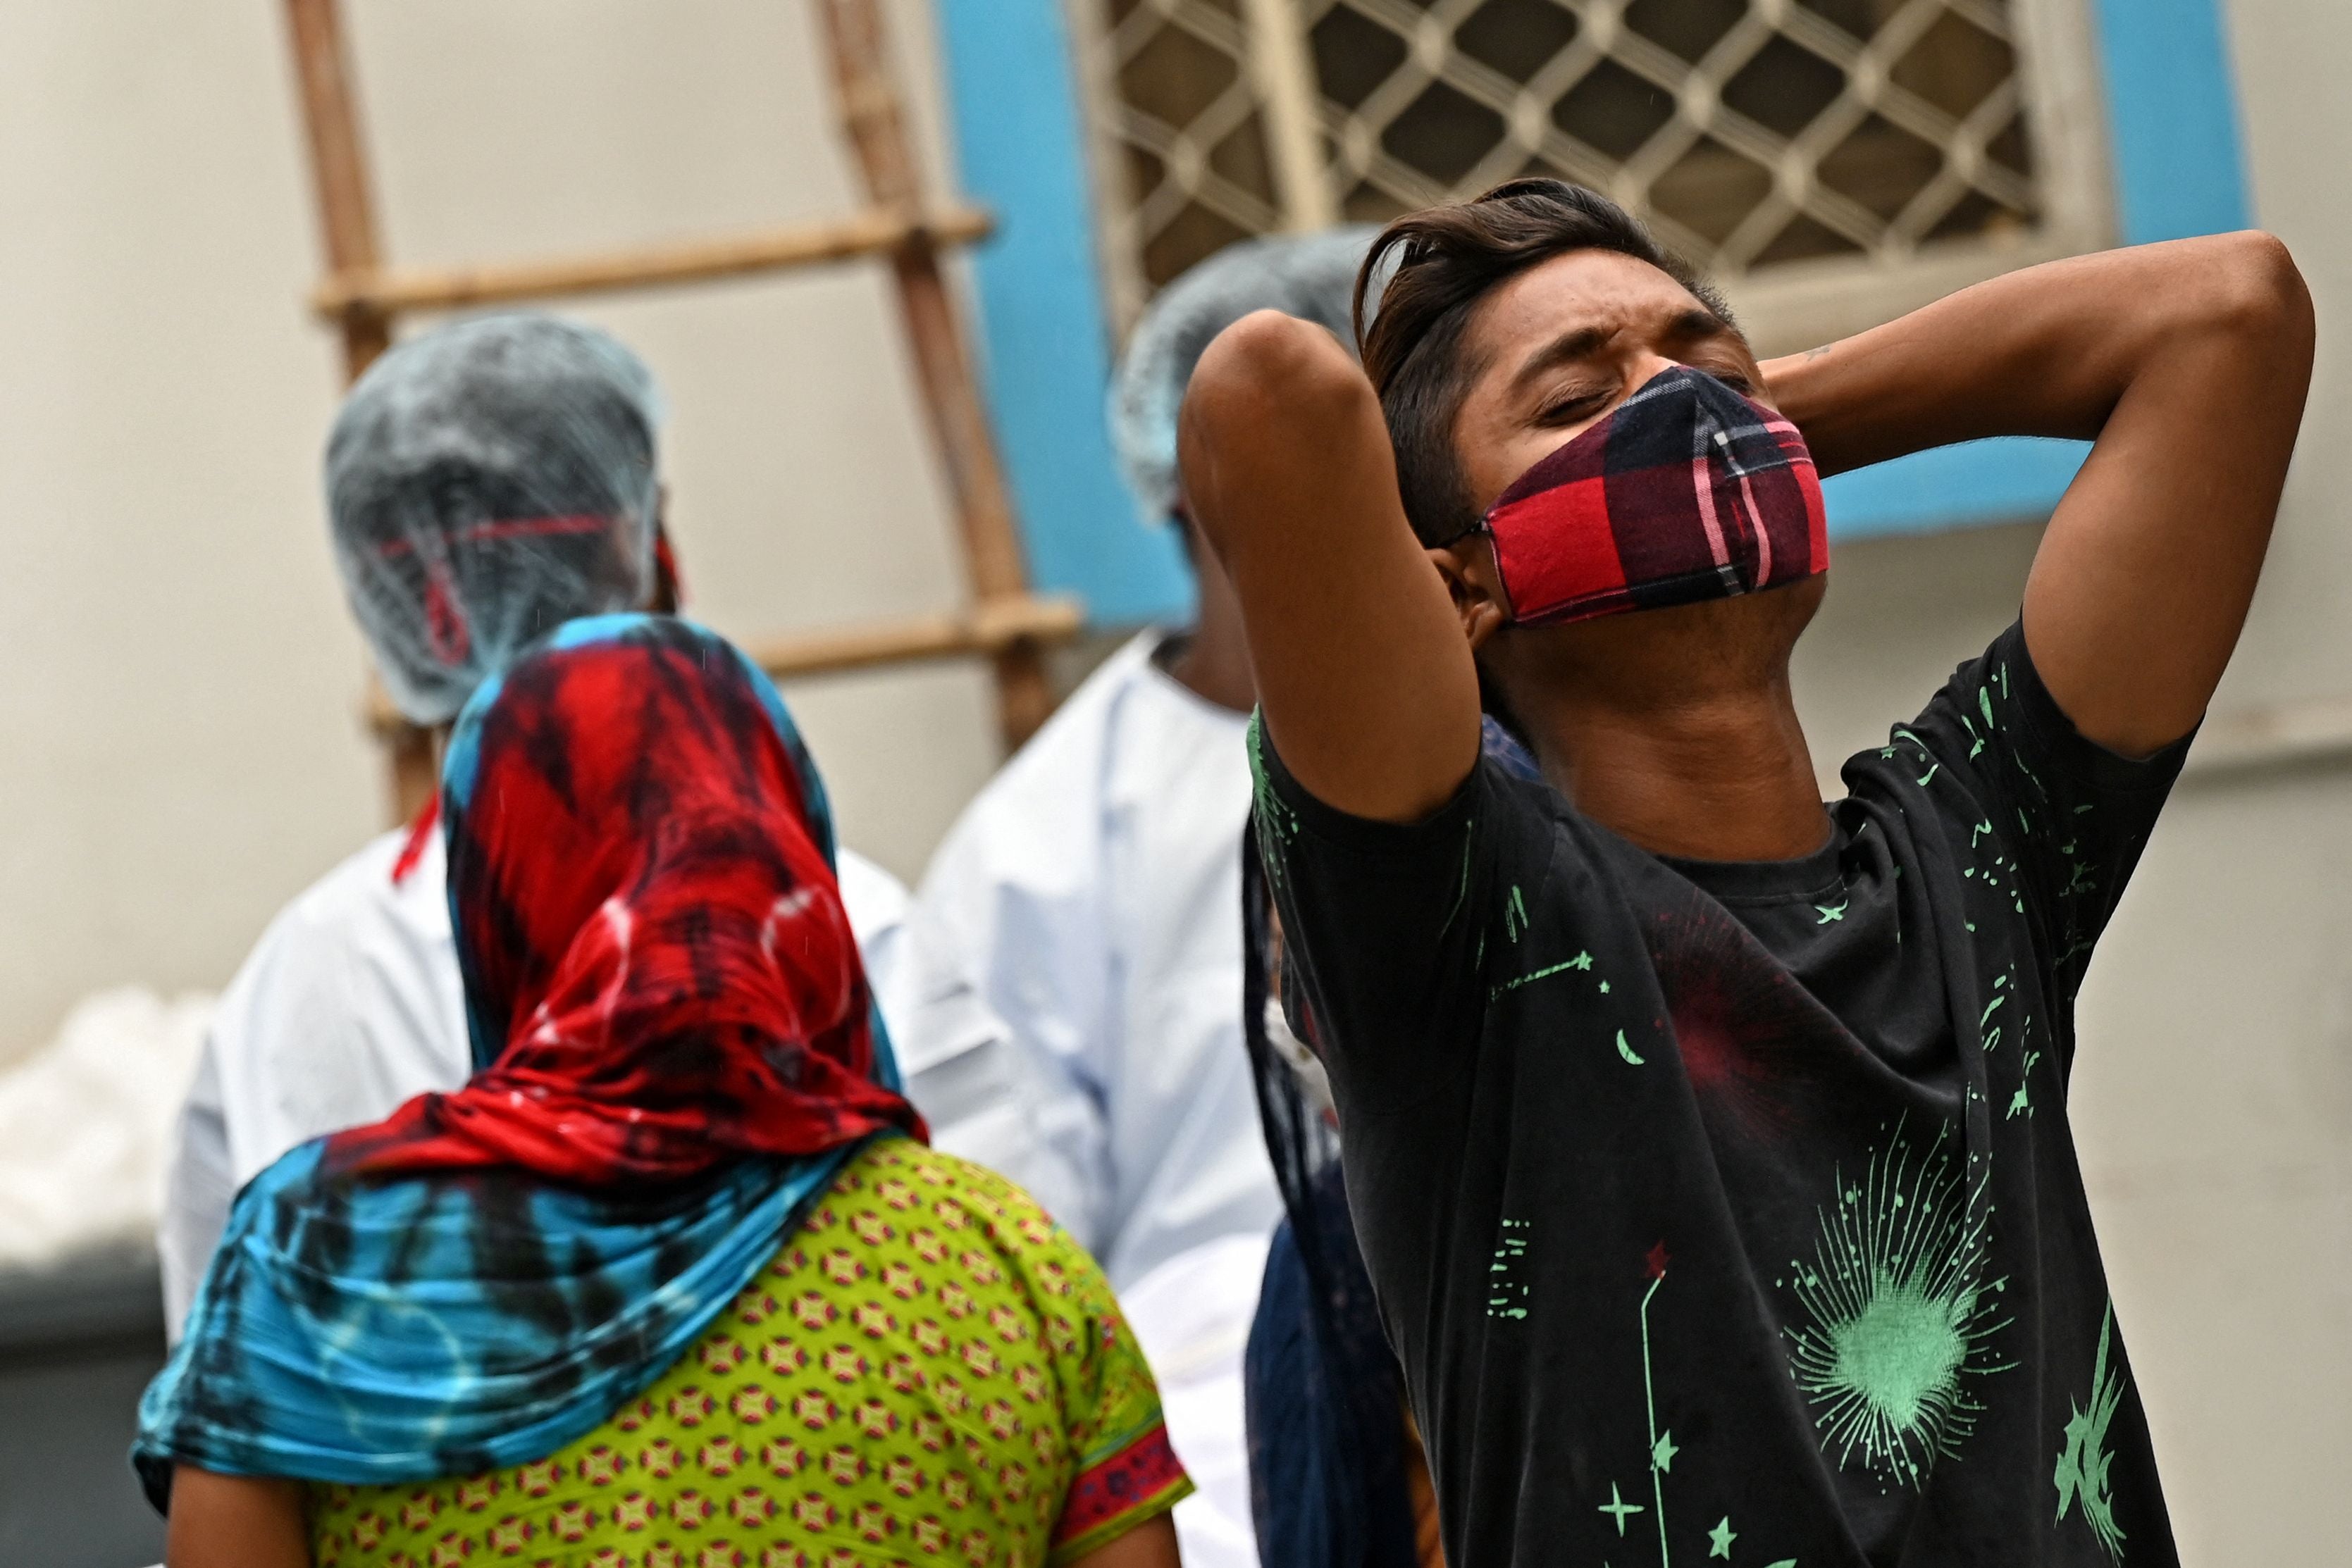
(2054, 1302, 2129, 1562)
(1783, 1122, 2014, 1490)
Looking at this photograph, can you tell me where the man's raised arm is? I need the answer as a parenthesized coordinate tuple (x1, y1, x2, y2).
(1764, 232, 2314, 757)
(1179, 310, 1482, 822)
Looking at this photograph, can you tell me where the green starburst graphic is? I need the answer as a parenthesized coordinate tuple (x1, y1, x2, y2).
(1783, 1121, 2013, 1488)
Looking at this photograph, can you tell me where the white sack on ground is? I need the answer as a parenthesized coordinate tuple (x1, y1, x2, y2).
(0, 987, 213, 1269)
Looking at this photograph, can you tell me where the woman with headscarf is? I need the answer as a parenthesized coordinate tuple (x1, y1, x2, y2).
(141, 614, 1190, 1568)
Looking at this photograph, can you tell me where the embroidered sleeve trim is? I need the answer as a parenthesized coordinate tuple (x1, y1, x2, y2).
(1047, 1419, 1193, 1564)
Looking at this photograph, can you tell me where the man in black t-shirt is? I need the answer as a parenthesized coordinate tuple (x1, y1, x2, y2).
(1177, 180, 2312, 1568)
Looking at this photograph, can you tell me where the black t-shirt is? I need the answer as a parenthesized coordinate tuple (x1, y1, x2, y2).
(1251, 622, 2186, 1568)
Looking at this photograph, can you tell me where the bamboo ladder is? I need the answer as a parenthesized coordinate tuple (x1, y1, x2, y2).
(281, 0, 1080, 820)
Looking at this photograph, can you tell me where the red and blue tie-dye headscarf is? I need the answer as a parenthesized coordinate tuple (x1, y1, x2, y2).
(338, 611, 920, 1183)
(137, 615, 922, 1505)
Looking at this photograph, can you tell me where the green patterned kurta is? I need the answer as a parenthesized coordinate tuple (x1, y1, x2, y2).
(309, 1139, 1190, 1568)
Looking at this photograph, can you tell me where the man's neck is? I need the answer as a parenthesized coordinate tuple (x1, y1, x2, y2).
(1165, 516, 1258, 715)
(1524, 680, 1831, 862)
(1165, 621, 1255, 716)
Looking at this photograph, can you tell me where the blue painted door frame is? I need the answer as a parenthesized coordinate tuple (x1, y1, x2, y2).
(934, 0, 2253, 625)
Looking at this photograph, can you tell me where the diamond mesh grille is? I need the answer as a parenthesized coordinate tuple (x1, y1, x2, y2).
(1084, 0, 2047, 294)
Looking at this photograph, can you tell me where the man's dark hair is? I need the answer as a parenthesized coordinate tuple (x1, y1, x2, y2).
(1354, 178, 1733, 545)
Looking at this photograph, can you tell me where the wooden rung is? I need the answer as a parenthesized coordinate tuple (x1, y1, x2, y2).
(312, 205, 994, 318)
(362, 595, 1083, 739)
(748, 594, 1083, 680)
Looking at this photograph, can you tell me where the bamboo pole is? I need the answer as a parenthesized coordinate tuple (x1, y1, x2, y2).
(284, 0, 436, 819)
(282, 0, 391, 378)
(311, 206, 994, 318)
(815, 0, 1059, 748)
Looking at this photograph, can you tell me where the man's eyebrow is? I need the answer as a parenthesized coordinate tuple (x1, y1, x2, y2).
(1664, 306, 1739, 345)
(1506, 325, 1613, 394)
(1506, 308, 1743, 395)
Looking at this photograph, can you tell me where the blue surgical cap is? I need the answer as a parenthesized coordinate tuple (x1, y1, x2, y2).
(325, 313, 664, 726)
(1110, 227, 1379, 521)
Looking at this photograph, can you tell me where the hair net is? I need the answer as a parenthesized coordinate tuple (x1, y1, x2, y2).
(1110, 225, 1379, 521)
(326, 313, 663, 726)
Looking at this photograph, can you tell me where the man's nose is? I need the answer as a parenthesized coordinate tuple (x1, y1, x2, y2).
(1624, 351, 1681, 393)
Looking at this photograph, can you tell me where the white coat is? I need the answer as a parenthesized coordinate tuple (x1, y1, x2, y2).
(889, 631, 1277, 1568)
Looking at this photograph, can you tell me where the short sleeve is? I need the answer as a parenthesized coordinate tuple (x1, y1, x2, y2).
(1041, 1227, 1193, 1562)
(1247, 715, 1504, 1109)
(1898, 620, 2192, 992)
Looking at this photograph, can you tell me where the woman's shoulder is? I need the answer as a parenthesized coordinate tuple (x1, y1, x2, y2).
(840, 1139, 1062, 1234)
(831, 1139, 1099, 1289)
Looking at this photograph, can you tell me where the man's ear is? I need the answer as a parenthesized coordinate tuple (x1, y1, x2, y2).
(648, 497, 683, 614)
(1429, 535, 1511, 654)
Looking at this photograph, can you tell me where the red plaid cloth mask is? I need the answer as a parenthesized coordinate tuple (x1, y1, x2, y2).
(1474, 365, 1827, 626)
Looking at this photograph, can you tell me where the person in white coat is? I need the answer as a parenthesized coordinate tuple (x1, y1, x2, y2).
(886, 229, 1375, 1568)
(157, 315, 934, 1334)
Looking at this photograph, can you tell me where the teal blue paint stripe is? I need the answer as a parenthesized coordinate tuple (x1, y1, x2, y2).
(1823, 438, 2089, 540)
(1824, 0, 2247, 540)
(2094, 0, 2252, 243)
(931, 0, 1193, 625)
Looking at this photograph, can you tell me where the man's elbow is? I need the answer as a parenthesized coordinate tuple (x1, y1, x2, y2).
(1186, 308, 1370, 430)
(2203, 230, 2315, 359)
(1178, 309, 1380, 551)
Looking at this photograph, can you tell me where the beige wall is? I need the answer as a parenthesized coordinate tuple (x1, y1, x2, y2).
(0, 0, 998, 1056)
(1, 0, 2345, 1557)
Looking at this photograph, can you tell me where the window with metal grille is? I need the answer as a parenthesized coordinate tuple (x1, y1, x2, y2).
(1067, 0, 2110, 350)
